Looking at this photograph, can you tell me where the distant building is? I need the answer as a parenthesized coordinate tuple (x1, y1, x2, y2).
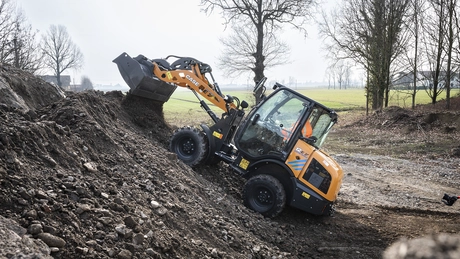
(392, 71, 460, 89)
(40, 75, 71, 89)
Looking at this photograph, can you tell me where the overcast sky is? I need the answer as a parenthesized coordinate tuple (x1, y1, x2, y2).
(16, 0, 330, 87)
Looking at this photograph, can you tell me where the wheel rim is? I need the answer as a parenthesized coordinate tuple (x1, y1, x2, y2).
(253, 186, 274, 207)
(177, 137, 196, 157)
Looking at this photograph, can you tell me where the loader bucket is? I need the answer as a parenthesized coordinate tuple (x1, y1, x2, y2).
(113, 52, 177, 102)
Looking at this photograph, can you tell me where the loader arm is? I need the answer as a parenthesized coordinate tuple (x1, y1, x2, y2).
(113, 52, 242, 123)
(151, 62, 237, 112)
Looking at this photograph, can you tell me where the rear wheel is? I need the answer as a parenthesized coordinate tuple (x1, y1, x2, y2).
(243, 174, 286, 218)
(169, 126, 207, 166)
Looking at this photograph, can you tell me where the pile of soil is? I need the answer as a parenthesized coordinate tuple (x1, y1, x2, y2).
(1, 64, 460, 259)
(0, 65, 294, 258)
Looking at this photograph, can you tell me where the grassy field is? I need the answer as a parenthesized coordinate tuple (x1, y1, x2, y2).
(163, 87, 460, 126)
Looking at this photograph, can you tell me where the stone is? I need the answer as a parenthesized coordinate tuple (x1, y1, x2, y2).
(146, 248, 156, 256)
(150, 200, 160, 209)
(18, 188, 32, 200)
(117, 249, 132, 259)
(35, 190, 48, 199)
(132, 233, 144, 245)
(37, 233, 66, 248)
(86, 240, 97, 246)
(24, 209, 38, 219)
(28, 223, 43, 235)
(124, 216, 137, 229)
(83, 162, 97, 172)
(76, 204, 91, 214)
(76, 246, 89, 254)
(50, 247, 60, 253)
(43, 225, 57, 235)
(17, 198, 28, 206)
(156, 207, 168, 216)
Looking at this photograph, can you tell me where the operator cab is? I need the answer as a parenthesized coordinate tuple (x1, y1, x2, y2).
(235, 85, 337, 160)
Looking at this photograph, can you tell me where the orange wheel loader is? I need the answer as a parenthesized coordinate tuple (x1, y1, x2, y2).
(113, 52, 344, 218)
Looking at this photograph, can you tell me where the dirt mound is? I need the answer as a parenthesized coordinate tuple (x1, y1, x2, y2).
(348, 105, 460, 133)
(0, 69, 297, 258)
(0, 65, 64, 112)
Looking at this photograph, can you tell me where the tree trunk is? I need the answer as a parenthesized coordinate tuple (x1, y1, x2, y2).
(252, 2, 265, 83)
(412, 0, 419, 110)
(445, 0, 454, 110)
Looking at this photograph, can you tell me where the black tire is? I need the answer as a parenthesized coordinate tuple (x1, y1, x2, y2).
(243, 174, 286, 218)
(169, 126, 207, 166)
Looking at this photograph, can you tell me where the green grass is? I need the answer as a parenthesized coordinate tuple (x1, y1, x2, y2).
(164, 87, 460, 126)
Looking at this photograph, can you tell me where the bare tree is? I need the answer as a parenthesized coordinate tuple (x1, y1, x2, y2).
(13, 20, 43, 73)
(0, 0, 19, 63)
(422, 0, 448, 104)
(319, 0, 410, 110)
(325, 68, 335, 89)
(201, 0, 317, 83)
(344, 62, 352, 89)
(403, 0, 428, 109)
(217, 24, 290, 80)
(331, 60, 353, 90)
(444, 0, 458, 109)
(41, 25, 83, 87)
(0, 1, 43, 73)
(334, 61, 346, 90)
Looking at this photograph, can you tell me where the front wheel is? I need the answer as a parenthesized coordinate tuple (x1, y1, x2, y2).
(169, 126, 207, 167)
(243, 174, 286, 218)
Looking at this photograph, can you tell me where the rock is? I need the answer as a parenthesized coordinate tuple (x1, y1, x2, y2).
(156, 207, 168, 216)
(117, 249, 132, 259)
(86, 240, 98, 246)
(211, 248, 219, 258)
(76, 246, 89, 254)
(146, 248, 157, 256)
(145, 230, 154, 239)
(35, 190, 48, 199)
(18, 188, 32, 200)
(124, 216, 137, 229)
(43, 225, 57, 235)
(110, 202, 125, 212)
(150, 200, 160, 209)
(28, 223, 43, 235)
(50, 247, 60, 253)
(17, 198, 28, 205)
(107, 248, 117, 257)
(41, 204, 52, 213)
(132, 233, 144, 245)
(24, 209, 38, 219)
(99, 217, 112, 225)
(76, 203, 91, 214)
(115, 224, 132, 238)
(37, 233, 66, 248)
(83, 162, 98, 172)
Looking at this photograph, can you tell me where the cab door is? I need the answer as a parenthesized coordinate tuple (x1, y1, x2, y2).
(235, 89, 311, 158)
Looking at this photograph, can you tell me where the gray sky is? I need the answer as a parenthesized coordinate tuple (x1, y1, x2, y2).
(16, 0, 329, 86)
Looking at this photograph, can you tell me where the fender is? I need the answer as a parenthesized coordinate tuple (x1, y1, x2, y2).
(246, 158, 295, 178)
